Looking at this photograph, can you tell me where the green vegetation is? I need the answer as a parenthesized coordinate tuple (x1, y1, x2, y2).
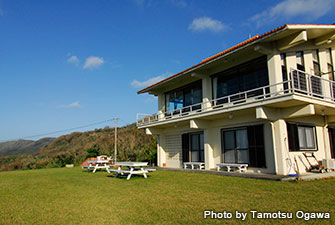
(0, 167, 335, 224)
(0, 123, 157, 171)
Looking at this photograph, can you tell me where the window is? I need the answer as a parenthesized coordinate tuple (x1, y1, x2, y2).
(221, 124, 266, 167)
(281, 53, 289, 91)
(292, 51, 307, 92)
(287, 123, 317, 151)
(311, 50, 322, 96)
(329, 127, 335, 159)
(326, 48, 334, 81)
(212, 57, 269, 103)
(165, 80, 202, 113)
(182, 132, 204, 162)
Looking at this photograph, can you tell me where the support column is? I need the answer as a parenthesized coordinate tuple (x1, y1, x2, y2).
(271, 119, 289, 175)
(202, 77, 212, 110)
(319, 49, 332, 99)
(158, 94, 165, 120)
(158, 134, 166, 167)
(204, 129, 214, 170)
(267, 53, 283, 96)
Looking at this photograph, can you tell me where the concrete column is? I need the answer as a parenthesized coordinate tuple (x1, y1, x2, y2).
(303, 50, 314, 94)
(202, 77, 212, 111)
(204, 129, 214, 170)
(319, 49, 332, 99)
(157, 94, 165, 120)
(267, 53, 283, 96)
(271, 119, 289, 175)
(158, 134, 166, 167)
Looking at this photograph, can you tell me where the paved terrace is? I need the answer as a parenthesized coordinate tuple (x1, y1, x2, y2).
(154, 167, 335, 181)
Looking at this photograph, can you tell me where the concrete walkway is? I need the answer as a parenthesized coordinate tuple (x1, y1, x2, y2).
(156, 167, 287, 181)
(155, 167, 335, 181)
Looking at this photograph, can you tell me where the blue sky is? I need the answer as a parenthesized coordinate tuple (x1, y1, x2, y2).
(0, 0, 334, 141)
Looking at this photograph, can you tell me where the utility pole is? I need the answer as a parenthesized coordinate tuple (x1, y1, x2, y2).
(114, 118, 118, 164)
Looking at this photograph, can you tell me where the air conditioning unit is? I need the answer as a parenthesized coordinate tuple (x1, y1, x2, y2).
(322, 159, 335, 171)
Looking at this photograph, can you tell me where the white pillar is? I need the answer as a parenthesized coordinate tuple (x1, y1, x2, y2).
(267, 53, 283, 96)
(204, 129, 214, 170)
(158, 134, 166, 167)
(319, 49, 332, 99)
(158, 94, 165, 120)
(271, 119, 289, 175)
(202, 77, 212, 110)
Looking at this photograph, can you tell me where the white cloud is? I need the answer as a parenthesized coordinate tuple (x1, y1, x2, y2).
(131, 73, 171, 88)
(67, 55, 79, 64)
(170, 0, 187, 8)
(83, 56, 104, 70)
(57, 101, 81, 109)
(188, 17, 227, 33)
(250, 0, 335, 27)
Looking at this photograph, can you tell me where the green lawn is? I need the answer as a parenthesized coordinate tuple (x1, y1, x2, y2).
(0, 168, 334, 224)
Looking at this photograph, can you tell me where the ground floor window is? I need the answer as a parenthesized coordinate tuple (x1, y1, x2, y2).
(329, 127, 335, 158)
(221, 124, 266, 167)
(286, 123, 317, 151)
(182, 132, 204, 162)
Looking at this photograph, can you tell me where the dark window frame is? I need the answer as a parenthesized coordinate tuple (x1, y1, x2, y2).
(164, 80, 202, 113)
(182, 131, 204, 163)
(220, 124, 266, 168)
(211, 56, 269, 102)
(286, 122, 318, 152)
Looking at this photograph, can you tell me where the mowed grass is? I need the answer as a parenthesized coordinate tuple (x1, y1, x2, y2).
(0, 168, 335, 225)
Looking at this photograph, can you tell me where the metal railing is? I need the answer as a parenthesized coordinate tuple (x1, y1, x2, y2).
(137, 69, 335, 127)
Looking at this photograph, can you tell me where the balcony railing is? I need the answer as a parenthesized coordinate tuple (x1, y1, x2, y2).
(137, 68, 335, 127)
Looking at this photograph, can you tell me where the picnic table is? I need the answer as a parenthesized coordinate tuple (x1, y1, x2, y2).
(87, 159, 112, 173)
(107, 162, 150, 180)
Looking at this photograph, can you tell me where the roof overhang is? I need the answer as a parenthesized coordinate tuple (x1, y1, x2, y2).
(137, 24, 335, 95)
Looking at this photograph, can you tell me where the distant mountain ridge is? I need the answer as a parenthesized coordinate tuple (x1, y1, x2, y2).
(0, 138, 55, 156)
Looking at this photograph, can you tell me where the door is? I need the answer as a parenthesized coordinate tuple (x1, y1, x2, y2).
(223, 128, 249, 164)
(190, 133, 204, 162)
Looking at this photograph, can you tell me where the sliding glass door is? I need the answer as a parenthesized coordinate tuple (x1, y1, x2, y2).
(182, 132, 204, 163)
(222, 125, 266, 167)
(223, 129, 249, 164)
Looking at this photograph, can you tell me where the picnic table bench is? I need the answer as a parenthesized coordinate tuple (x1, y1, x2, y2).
(183, 162, 205, 170)
(216, 163, 248, 173)
(107, 162, 149, 180)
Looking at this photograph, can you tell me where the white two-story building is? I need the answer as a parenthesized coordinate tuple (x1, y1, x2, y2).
(136, 24, 335, 175)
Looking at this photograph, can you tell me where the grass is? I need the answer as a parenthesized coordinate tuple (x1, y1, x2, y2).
(0, 168, 335, 224)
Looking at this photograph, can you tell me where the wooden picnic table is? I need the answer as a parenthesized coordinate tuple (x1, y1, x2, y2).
(107, 162, 149, 180)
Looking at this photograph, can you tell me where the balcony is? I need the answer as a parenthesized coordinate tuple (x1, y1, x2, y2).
(137, 69, 335, 128)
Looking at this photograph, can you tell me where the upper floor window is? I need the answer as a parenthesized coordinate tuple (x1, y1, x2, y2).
(296, 51, 305, 71)
(326, 48, 334, 81)
(165, 80, 202, 112)
(312, 50, 321, 76)
(212, 56, 268, 101)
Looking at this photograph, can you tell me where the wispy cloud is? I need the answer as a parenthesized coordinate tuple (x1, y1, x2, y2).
(250, 0, 335, 27)
(67, 55, 79, 65)
(131, 73, 171, 88)
(57, 101, 81, 109)
(170, 0, 187, 8)
(188, 17, 228, 33)
(83, 56, 104, 70)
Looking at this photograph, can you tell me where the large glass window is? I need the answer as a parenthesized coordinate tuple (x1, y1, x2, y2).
(212, 57, 269, 103)
(311, 50, 322, 96)
(222, 125, 266, 167)
(287, 123, 317, 151)
(165, 80, 202, 113)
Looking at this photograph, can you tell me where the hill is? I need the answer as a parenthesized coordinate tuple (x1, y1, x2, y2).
(0, 138, 55, 156)
(0, 123, 157, 171)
